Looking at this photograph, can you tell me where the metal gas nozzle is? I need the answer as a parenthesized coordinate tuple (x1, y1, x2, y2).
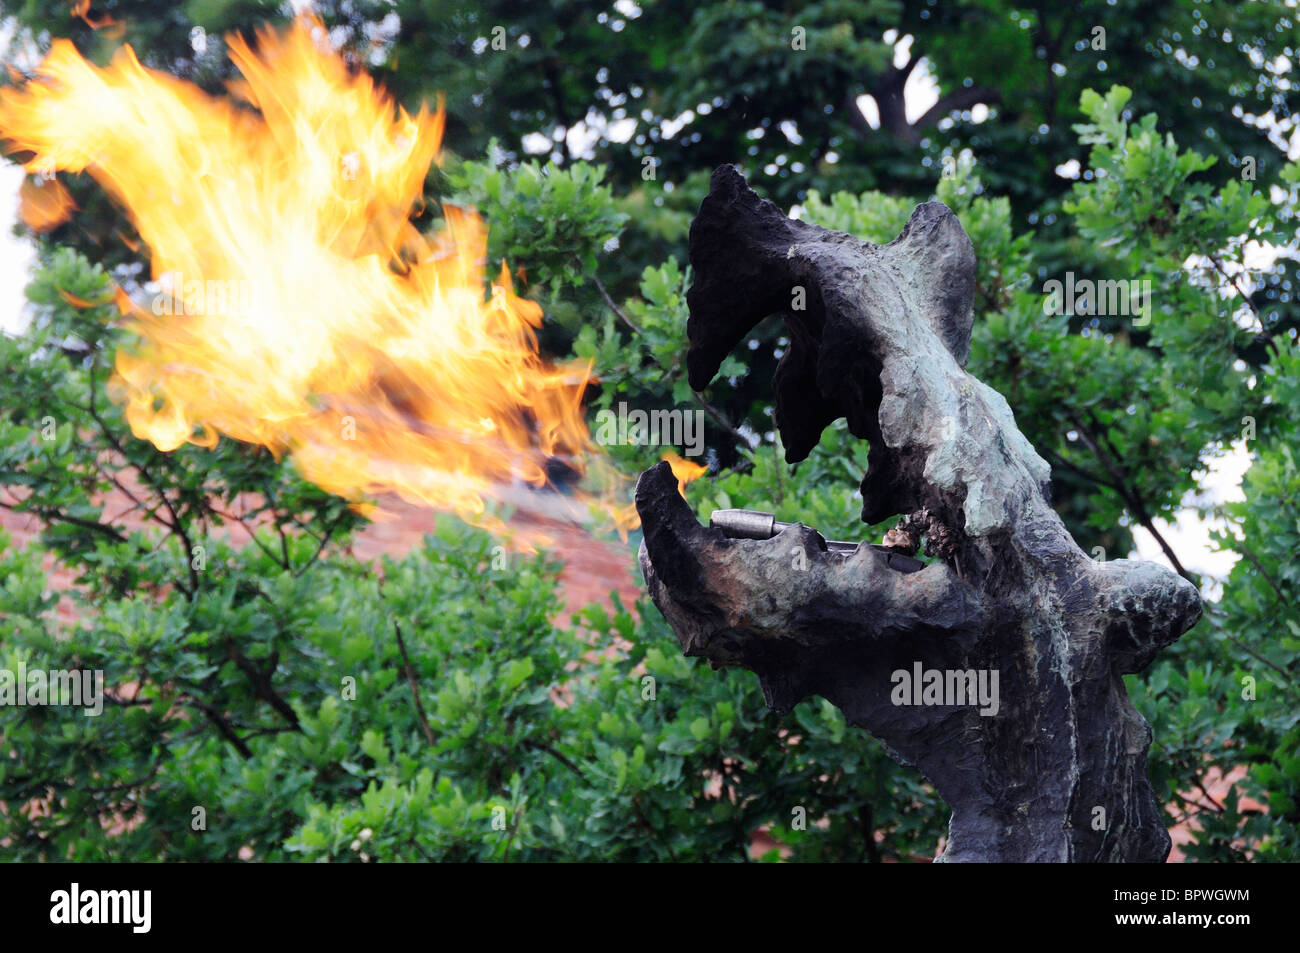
(708, 508, 925, 574)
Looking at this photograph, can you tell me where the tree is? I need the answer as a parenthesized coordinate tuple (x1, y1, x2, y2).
(1, 3, 1297, 860)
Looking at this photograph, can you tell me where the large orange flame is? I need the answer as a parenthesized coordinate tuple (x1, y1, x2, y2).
(0, 17, 629, 526)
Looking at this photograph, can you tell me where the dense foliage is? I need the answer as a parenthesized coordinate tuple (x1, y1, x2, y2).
(1, 1, 1297, 860)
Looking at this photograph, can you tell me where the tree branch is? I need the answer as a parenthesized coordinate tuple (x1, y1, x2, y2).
(592, 272, 642, 336)
(394, 622, 436, 748)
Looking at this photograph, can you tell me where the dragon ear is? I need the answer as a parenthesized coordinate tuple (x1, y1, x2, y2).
(878, 201, 977, 368)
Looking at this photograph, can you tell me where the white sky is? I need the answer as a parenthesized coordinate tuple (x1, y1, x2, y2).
(1131, 443, 1249, 597)
(0, 160, 35, 335)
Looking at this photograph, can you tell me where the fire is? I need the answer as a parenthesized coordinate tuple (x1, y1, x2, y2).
(661, 451, 707, 497)
(70, 1, 120, 33)
(18, 175, 75, 232)
(0, 17, 609, 527)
